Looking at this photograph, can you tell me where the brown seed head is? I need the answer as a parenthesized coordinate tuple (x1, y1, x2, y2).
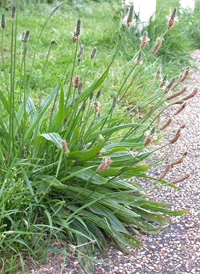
(167, 8, 177, 29)
(172, 173, 190, 184)
(171, 152, 187, 168)
(144, 136, 153, 147)
(160, 163, 171, 179)
(75, 19, 81, 37)
(183, 88, 198, 101)
(50, 5, 61, 16)
(161, 118, 172, 130)
(170, 129, 181, 144)
(181, 67, 190, 82)
(166, 87, 187, 101)
(24, 29, 30, 43)
(140, 31, 149, 49)
(72, 75, 80, 88)
(97, 157, 112, 172)
(1, 14, 6, 29)
(152, 37, 163, 54)
(12, 4, 17, 19)
(174, 103, 186, 115)
(91, 47, 97, 59)
(61, 140, 67, 153)
(164, 78, 175, 93)
(160, 74, 168, 88)
(155, 64, 162, 78)
(135, 51, 142, 64)
(51, 39, 58, 45)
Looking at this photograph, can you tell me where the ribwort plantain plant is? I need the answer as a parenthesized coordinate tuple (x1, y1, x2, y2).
(0, 3, 198, 274)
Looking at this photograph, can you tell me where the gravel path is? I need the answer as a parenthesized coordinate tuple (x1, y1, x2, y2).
(29, 50, 200, 274)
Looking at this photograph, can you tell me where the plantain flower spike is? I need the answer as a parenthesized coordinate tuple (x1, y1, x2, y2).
(123, 4, 136, 27)
(97, 157, 112, 172)
(155, 64, 162, 78)
(160, 74, 168, 88)
(24, 29, 30, 43)
(50, 5, 61, 16)
(75, 19, 81, 37)
(167, 8, 178, 29)
(152, 37, 163, 54)
(12, 4, 17, 19)
(1, 14, 6, 29)
(140, 31, 150, 49)
(51, 39, 58, 45)
(91, 47, 97, 59)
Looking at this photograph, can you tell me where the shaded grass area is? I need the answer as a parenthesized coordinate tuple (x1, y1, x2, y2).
(0, 0, 199, 98)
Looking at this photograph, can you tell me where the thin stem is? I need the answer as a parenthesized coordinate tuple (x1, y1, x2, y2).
(39, 44, 52, 107)
(65, 38, 79, 109)
(27, 14, 52, 93)
(1, 29, 8, 91)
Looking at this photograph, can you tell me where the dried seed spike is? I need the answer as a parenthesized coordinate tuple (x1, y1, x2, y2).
(172, 173, 190, 184)
(155, 64, 162, 78)
(160, 74, 168, 88)
(174, 102, 186, 115)
(171, 152, 187, 168)
(180, 67, 190, 82)
(160, 163, 171, 179)
(72, 75, 80, 88)
(167, 8, 178, 29)
(112, 95, 118, 107)
(140, 31, 150, 49)
(183, 88, 198, 101)
(179, 124, 186, 129)
(50, 4, 61, 16)
(91, 47, 97, 59)
(135, 51, 142, 64)
(51, 39, 58, 45)
(123, 4, 136, 27)
(152, 37, 163, 54)
(127, 4, 134, 25)
(1, 14, 6, 29)
(97, 157, 112, 172)
(170, 129, 181, 144)
(164, 78, 175, 93)
(75, 19, 81, 37)
(61, 140, 67, 153)
(166, 87, 187, 101)
(171, 8, 177, 20)
(24, 29, 30, 43)
(144, 136, 153, 147)
(161, 118, 172, 130)
(12, 4, 17, 19)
